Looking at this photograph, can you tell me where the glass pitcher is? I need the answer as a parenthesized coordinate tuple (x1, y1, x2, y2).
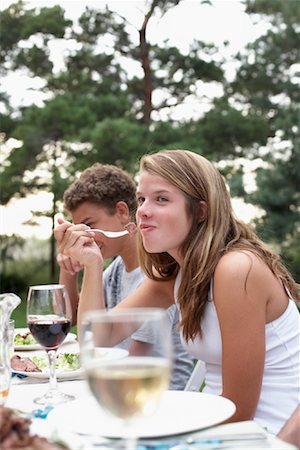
(0, 293, 21, 405)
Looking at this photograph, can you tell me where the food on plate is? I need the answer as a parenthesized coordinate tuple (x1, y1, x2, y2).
(0, 405, 66, 449)
(14, 331, 36, 346)
(124, 222, 137, 236)
(11, 355, 41, 372)
(11, 353, 80, 374)
(32, 353, 80, 372)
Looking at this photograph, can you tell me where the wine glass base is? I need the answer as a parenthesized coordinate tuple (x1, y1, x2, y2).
(84, 438, 137, 450)
(34, 389, 75, 406)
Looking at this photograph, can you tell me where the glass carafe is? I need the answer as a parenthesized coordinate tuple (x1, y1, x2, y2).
(0, 293, 21, 404)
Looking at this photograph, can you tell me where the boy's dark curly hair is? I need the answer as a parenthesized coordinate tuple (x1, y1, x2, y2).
(63, 163, 137, 219)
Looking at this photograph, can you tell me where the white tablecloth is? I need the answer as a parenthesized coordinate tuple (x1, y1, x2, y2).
(5, 341, 298, 450)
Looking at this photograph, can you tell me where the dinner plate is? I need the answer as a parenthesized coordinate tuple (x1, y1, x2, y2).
(12, 351, 84, 380)
(12, 347, 129, 380)
(47, 391, 236, 438)
(93, 347, 129, 360)
(14, 328, 77, 351)
(13, 366, 84, 380)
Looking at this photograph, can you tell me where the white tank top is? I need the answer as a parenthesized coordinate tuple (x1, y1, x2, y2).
(174, 271, 300, 434)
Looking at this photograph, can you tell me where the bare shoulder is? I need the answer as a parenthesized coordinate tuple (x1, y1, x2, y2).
(214, 250, 290, 324)
(215, 250, 267, 280)
(214, 250, 272, 309)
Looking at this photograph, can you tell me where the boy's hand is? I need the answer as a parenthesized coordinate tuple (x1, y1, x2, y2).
(56, 252, 83, 276)
(54, 217, 103, 268)
(55, 217, 83, 274)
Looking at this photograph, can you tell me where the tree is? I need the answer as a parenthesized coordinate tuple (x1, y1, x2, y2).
(1, 0, 225, 179)
(223, 0, 300, 279)
(0, 0, 226, 276)
(1, 0, 299, 278)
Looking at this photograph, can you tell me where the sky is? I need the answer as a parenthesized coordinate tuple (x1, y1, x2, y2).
(1, 0, 265, 239)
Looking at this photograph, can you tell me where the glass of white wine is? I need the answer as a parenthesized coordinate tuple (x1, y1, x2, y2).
(80, 308, 172, 449)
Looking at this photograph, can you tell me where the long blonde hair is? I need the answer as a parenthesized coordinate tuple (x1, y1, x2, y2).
(137, 149, 299, 341)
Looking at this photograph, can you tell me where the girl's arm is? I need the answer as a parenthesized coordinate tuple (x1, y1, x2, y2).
(277, 404, 300, 447)
(56, 223, 175, 339)
(78, 268, 175, 342)
(214, 251, 268, 422)
(77, 262, 104, 331)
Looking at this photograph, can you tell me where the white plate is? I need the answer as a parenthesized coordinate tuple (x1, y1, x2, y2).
(13, 367, 84, 380)
(12, 351, 84, 380)
(94, 347, 129, 360)
(14, 328, 77, 351)
(12, 347, 128, 380)
(48, 391, 236, 438)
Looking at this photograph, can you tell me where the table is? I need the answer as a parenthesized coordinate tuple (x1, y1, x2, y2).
(5, 342, 298, 450)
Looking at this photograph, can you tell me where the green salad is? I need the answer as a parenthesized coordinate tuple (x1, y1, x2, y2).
(32, 353, 80, 372)
(14, 332, 36, 346)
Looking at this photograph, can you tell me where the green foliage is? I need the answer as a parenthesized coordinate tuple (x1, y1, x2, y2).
(0, 1, 31, 68)
(1, 237, 56, 298)
(88, 118, 149, 171)
(15, 45, 53, 77)
(152, 41, 224, 97)
(194, 99, 270, 160)
(0, 0, 299, 279)
(228, 0, 300, 277)
(0, 235, 25, 277)
(247, 150, 300, 243)
(246, 0, 300, 23)
(21, 5, 70, 38)
(149, 122, 186, 149)
(281, 232, 300, 282)
(0, 113, 19, 135)
(0, 1, 71, 74)
(0, 122, 48, 203)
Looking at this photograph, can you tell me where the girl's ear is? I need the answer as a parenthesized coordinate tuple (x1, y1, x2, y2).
(115, 201, 130, 222)
(198, 200, 208, 222)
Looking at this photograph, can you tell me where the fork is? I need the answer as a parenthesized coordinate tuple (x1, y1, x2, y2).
(138, 432, 268, 450)
(85, 229, 129, 238)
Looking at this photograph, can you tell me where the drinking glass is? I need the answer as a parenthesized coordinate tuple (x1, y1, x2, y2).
(8, 319, 15, 358)
(27, 284, 74, 405)
(80, 308, 172, 450)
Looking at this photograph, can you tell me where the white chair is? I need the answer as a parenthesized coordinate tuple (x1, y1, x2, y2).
(184, 360, 206, 392)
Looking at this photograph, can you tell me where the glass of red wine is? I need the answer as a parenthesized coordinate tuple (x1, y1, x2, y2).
(27, 284, 75, 405)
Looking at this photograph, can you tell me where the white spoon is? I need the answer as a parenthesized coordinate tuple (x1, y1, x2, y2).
(85, 229, 129, 238)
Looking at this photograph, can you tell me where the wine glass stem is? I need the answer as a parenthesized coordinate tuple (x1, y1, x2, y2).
(123, 424, 138, 450)
(47, 349, 57, 391)
(125, 437, 137, 450)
